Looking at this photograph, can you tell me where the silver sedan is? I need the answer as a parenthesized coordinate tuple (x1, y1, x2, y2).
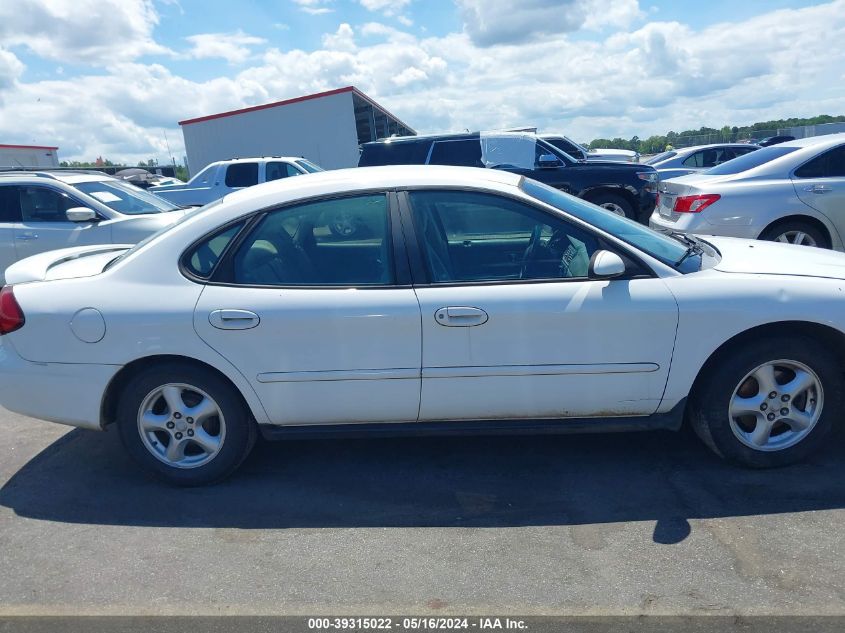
(644, 143, 760, 180)
(649, 134, 845, 248)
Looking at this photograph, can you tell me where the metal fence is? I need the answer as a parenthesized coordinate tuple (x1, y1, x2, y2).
(669, 121, 845, 149)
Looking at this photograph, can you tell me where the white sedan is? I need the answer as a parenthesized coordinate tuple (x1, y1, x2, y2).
(1, 166, 843, 485)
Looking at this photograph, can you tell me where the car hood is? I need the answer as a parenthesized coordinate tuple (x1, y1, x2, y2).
(705, 236, 845, 280)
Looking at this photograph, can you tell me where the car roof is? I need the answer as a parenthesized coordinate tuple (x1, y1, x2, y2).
(0, 170, 117, 185)
(209, 157, 306, 165)
(777, 133, 845, 149)
(675, 143, 760, 154)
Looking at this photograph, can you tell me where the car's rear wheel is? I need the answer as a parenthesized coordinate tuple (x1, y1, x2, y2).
(586, 192, 635, 220)
(689, 336, 843, 467)
(760, 220, 827, 248)
(117, 363, 256, 485)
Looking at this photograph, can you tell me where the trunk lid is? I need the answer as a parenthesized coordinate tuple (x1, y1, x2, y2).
(4, 244, 132, 284)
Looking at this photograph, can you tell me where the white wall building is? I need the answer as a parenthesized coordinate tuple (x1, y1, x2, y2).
(178, 86, 415, 176)
(0, 144, 59, 168)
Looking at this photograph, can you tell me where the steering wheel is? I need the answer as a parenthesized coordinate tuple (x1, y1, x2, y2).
(519, 224, 543, 279)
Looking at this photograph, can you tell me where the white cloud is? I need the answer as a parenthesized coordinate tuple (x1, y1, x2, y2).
(0, 0, 170, 64)
(184, 31, 267, 64)
(292, 0, 334, 15)
(457, 0, 643, 47)
(1, 0, 844, 166)
(360, 0, 411, 12)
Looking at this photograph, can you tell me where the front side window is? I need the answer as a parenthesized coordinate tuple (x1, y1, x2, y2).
(266, 162, 301, 182)
(19, 186, 74, 222)
(409, 190, 604, 283)
(225, 163, 259, 188)
(794, 145, 845, 178)
(73, 179, 180, 215)
(230, 194, 392, 286)
(295, 159, 323, 173)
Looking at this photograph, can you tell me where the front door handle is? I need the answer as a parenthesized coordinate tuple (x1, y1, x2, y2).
(434, 306, 489, 327)
(16, 232, 38, 240)
(209, 309, 260, 330)
(805, 185, 832, 194)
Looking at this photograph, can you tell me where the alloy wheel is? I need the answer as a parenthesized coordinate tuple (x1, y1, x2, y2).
(137, 383, 226, 469)
(775, 231, 817, 247)
(728, 359, 823, 451)
(599, 202, 626, 217)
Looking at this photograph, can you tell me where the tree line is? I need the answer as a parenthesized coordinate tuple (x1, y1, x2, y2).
(587, 114, 845, 154)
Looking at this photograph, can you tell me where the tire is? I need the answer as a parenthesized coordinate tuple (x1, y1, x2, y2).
(586, 192, 635, 220)
(117, 362, 257, 486)
(689, 336, 843, 468)
(759, 220, 828, 248)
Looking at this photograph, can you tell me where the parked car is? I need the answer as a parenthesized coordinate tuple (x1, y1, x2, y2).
(2, 165, 844, 484)
(755, 135, 796, 147)
(650, 134, 845, 248)
(149, 157, 324, 207)
(0, 170, 187, 283)
(541, 135, 640, 163)
(359, 132, 658, 221)
(644, 144, 760, 180)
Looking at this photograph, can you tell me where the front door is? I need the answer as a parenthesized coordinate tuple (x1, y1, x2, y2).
(13, 185, 106, 260)
(403, 189, 678, 421)
(193, 193, 421, 426)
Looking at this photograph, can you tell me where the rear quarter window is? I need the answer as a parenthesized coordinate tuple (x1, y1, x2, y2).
(184, 222, 245, 278)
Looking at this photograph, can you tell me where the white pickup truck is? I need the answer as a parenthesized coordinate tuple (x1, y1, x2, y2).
(148, 157, 323, 207)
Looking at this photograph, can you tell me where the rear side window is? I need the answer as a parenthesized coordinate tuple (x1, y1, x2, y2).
(795, 145, 845, 178)
(358, 142, 430, 166)
(428, 140, 483, 167)
(185, 222, 245, 278)
(230, 195, 392, 287)
(0, 186, 22, 222)
(225, 163, 259, 188)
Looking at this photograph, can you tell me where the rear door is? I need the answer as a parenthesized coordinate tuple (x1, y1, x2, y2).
(401, 188, 678, 422)
(192, 192, 422, 426)
(0, 185, 21, 281)
(792, 144, 845, 235)
(13, 185, 110, 261)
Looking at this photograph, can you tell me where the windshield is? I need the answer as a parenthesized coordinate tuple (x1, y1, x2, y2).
(644, 151, 677, 165)
(295, 159, 323, 173)
(73, 179, 181, 215)
(521, 178, 702, 272)
(704, 145, 799, 175)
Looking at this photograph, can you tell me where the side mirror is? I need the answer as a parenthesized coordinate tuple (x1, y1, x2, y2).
(589, 250, 626, 279)
(537, 154, 563, 168)
(66, 207, 98, 223)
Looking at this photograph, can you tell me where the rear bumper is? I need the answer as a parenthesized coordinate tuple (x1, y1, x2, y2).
(0, 339, 118, 430)
(649, 211, 761, 239)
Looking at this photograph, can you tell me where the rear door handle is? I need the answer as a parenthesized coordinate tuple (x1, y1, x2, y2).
(434, 306, 489, 327)
(805, 185, 832, 194)
(16, 232, 38, 240)
(209, 309, 260, 330)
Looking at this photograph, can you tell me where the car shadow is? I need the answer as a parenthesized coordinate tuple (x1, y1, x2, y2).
(1, 426, 843, 543)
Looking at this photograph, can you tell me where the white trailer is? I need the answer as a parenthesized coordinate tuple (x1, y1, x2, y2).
(0, 144, 59, 168)
(178, 86, 415, 177)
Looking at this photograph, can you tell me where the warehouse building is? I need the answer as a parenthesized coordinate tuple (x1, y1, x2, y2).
(0, 143, 59, 168)
(178, 86, 415, 176)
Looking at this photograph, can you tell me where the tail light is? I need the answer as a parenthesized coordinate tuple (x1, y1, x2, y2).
(673, 193, 721, 213)
(0, 286, 25, 335)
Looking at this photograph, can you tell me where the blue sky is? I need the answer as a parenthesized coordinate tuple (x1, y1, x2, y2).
(0, 0, 842, 164)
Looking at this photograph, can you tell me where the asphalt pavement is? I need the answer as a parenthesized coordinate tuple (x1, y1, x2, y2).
(1, 407, 844, 616)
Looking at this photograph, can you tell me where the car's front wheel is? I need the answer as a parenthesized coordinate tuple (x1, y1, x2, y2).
(689, 336, 843, 467)
(117, 363, 257, 485)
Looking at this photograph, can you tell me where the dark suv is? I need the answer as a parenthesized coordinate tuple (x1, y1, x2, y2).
(359, 132, 659, 222)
